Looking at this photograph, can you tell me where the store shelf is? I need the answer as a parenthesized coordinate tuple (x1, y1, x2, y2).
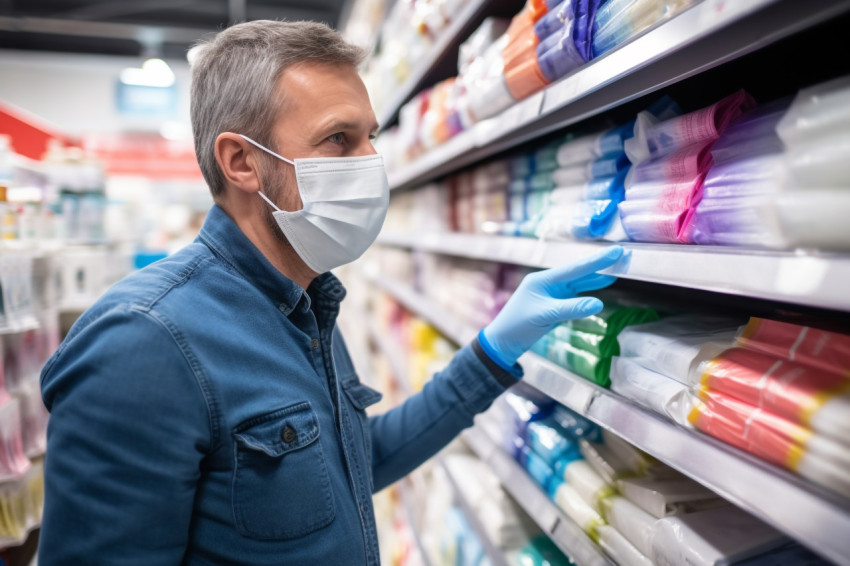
(365, 318, 413, 397)
(386, 0, 850, 191)
(399, 479, 434, 566)
(376, 231, 850, 312)
(364, 272, 850, 566)
(439, 454, 512, 566)
(460, 425, 613, 566)
(375, 0, 496, 128)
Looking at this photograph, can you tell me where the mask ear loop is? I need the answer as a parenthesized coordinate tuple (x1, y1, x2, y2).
(238, 134, 294, 165)
(238, 134, 295, 212)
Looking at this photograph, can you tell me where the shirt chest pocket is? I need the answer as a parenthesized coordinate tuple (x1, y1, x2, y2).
(232, 402, 335, 540)
(340, 379, 382, 475)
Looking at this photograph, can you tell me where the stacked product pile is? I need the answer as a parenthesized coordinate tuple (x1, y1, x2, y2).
(493, 386, 826, 566)
(619, 89, 755, 243)
(532, 295, 659, 386)
(690, 317, 850, 498)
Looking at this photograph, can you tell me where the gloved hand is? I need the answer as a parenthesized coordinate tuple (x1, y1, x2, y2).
(480, 246, 624, 370)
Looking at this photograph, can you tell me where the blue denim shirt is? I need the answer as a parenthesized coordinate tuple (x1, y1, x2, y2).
(40, 204, 519, 565)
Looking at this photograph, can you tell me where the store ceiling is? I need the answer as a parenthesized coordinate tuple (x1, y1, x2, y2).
(0, 0, 351, 60)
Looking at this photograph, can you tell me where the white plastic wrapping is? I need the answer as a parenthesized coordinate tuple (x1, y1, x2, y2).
(601, 495, 655, 557)
(649, 506, 788, 566)
(597, 525, 653, 566)
(616, 475, 727, 518)
(610, 356, 695, 426)
(775, 74, 850, 149)
(562, 460, 615, 513)
(553, 482, 605, 536)
(616, 316, 741, 383)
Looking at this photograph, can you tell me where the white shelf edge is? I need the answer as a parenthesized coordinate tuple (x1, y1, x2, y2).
(375, 232, 850, 312)
(384, 0, 850, 190)
(438, 453, 513, 566)
(461, 426, 614, 566)
(375, 0, 493, 128)
(366, 273, 850, 566)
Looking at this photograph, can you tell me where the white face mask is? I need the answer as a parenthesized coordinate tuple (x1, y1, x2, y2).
(239, 135, 389, 274)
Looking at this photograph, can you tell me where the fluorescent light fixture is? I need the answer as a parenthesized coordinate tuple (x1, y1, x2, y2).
(120, 58, 175, 88)
(160, 121, 193, 141)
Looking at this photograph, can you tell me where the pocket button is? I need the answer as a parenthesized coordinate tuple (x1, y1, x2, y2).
(281, 425, 297, 443)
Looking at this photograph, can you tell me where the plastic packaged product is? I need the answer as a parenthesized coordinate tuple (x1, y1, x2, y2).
(597, 524, 653, 566)
(526, 418, 582, 468)
(503, 383, 557, 436)
(771, 190, 850, 250)
(736, 317, 850, 376)
(0, 461, 43, 546)
(700, 154, 784, 199)
(464, 35, 516, 122)
(571, 199, 621, 239)
(627, 89, 756, 164)
(579, 439, 636, 485)
(709, 98, 790, 165)
(609, 356, 694, 426)
(600, 495, 655, 557)
(616, 316, 741, 382)
(518, 444, 562, 496)
(552, 324, 618, 358)
(649, 506, 789, 566)
(592, 0, 668, 57)
(0, 399, 31, 482)
(534, 0, 569, 40)
(514, 534, 573, 566)
(573, 0, 603, 61)
(696, 347, 850, 441)
(556, 132, 606, 167)
(584, 173, 627, 201)
(549, 403, 600, 441)
(618, 197, 687, 244)
(562, 459, 615, 512)
(553, 482, 605, 538)
(689, 389, 850, 497)
(775, 74, 850, 149)
(505, 50, 550, 101)
(616, 475, 726, 518)
(568, 301, 660, 338)
(546, 338, 611, 385)
(601, 429, 676, 479)
(17, 378, 48, 458)
(459, 18, 511, 75)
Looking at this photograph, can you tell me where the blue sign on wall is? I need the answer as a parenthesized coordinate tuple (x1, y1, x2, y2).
(115, 82, 178, 117)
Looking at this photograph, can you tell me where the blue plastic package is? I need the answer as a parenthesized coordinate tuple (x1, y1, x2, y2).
(550, 404, 601, 441)
(574, 0, 603, 61)
(539, 25, 586, 82)
(590, 152, 630, 179)
(519, 444, 560, 495)
(534, 0, 570, 41)
(536, 24, 565, 59)
(598, 120, 636, 155)
(584, 173, 626, 200)
(526, 419, 582, 468)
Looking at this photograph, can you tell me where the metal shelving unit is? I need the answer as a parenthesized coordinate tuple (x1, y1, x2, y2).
(439, 454, 513, 566)
(386, 0, 850, 191)
(376, 232, 850, 312)
(460, 426, 614, 566)
(374, 0, 498, 128)
(364, 271, 850, 566)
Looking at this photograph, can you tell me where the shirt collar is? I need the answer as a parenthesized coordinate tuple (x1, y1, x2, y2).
(197, 204, 346, 316)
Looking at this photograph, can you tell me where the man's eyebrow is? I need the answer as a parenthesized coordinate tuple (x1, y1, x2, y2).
(318, 120, 381, 135)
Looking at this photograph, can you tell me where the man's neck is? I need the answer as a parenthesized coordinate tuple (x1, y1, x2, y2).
(219, 202, 317, 290)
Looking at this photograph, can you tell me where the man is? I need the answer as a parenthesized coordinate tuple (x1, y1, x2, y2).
(39, 20, 623, 564)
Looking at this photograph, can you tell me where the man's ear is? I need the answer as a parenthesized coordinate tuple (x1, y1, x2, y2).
(214, 133, 262, 194)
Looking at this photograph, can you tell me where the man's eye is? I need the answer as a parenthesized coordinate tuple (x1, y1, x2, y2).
(328, 133, 344, 144)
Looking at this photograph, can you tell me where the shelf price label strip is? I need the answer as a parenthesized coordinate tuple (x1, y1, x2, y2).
(375, 233, 850, 312)
(363, 271, 850, 566)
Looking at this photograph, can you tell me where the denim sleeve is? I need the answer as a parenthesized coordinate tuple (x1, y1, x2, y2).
(40, 306, 211, 565)
(369, 337, 521, 491)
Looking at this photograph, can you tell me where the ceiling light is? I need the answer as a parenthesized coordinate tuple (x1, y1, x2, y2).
(120, 58, 175, 88)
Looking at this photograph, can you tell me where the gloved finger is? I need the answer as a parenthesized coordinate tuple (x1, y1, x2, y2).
(537, 246, 624, 290)
(553, 297, 605, 322)
(570, 273, 618, 294)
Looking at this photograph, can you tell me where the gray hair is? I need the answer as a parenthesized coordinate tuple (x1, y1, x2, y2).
(190, 20, 367, 198)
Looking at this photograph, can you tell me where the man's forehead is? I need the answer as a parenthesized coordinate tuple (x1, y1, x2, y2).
(276, 63, 376, 129)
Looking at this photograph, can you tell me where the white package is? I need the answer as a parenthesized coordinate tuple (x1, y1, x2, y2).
(616, 475, 727, 518)
(650, 506, 789, 566)
(597, 525, 653, 566)
(609, 356, 695, 427)
(563, 460, 615, 514)
(616, 316, 740, 382)
(553, 483, 605, 536)
(776, 74, 850, 148)
(601, 496, 655, 557)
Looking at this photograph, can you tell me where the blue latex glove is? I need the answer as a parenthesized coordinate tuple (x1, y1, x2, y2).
(480, 246, 624, 370)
